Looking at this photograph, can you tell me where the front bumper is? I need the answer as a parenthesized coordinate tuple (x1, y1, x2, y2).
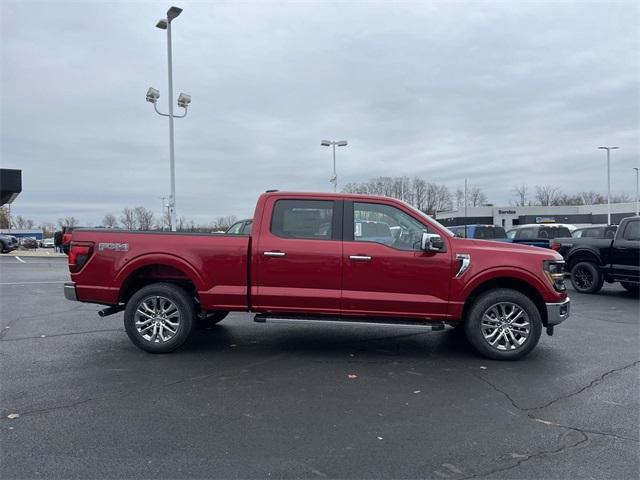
(64, 282, 78, 301)
(545, 297, 570, 325)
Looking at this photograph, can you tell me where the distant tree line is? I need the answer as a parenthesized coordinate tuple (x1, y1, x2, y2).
(511, 184, 631, 207)
(342, 176, 486, 214)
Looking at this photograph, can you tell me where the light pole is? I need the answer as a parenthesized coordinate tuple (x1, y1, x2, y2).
(633, 167, 639, 216)
(146, 6, 191, 231)
(159, 196, 167, 230)
(598, 146, 619, 225)
(321, 140, 348, 192)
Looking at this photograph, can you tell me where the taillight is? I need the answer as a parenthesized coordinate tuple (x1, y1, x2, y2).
(69, 242, 94, 273)
(550, 241, 561, 252)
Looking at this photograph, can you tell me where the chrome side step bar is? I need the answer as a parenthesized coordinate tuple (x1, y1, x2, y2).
(254, 314, 446, 331)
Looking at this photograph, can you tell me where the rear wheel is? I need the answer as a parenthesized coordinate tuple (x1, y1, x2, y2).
(621, 282, 640, 296)
(464, 288, 542, 361)
(570, 261, 603, 294)
(124, 283, 194, 353)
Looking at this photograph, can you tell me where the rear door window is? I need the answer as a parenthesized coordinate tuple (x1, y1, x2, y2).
(271, 200, 336, 240)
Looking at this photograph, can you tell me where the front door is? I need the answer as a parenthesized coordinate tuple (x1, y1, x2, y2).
(341, 200, 451, 319)
(610, 218, 640, 281)
(252, 198, 343, 315)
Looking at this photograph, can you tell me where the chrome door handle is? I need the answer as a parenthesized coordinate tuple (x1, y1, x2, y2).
(349, 255, 372, 261)
(264, 251, 286, 257)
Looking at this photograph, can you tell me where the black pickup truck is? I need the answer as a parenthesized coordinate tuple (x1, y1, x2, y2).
(551, 216, 640, 294)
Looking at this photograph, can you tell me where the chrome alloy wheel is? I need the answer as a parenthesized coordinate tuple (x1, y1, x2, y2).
(134, 295, 180, 343)
(480, 302, 530, 351)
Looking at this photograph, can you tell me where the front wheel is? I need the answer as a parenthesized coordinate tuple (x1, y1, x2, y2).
(464, 288, 542, 361)
(570, 261, 603, 294)
(124, 283, 195, 353)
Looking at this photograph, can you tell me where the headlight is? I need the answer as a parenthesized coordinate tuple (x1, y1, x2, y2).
(543, 260, 566, 292)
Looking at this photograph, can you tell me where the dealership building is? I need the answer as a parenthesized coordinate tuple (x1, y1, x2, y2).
(435, 202, 638, 230)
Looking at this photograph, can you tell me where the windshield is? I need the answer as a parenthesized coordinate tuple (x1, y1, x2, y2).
(474, 226, 507, 239)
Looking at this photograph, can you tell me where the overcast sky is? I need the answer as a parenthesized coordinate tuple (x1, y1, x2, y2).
(2, 0, 639, 226)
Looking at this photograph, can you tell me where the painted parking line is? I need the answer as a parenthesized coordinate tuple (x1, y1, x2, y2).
(0, 281, 67, 285)
(14, 257, 26, 263)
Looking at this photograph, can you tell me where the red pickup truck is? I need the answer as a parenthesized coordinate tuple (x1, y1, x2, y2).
(64, 192, 570, 360)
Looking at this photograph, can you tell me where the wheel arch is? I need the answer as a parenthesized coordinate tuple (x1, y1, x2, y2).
(115, 255, 205, 304)
(566, 248, 601, 270)
(461, 276, 548, 327)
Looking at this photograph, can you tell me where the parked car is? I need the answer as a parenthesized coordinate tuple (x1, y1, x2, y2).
(64, 191, 570, 361)
(0, 234, 18, 253)
(42, 238, 55, 248)
(449, 225, 510, 242)
(226, 219, 253, 235)
(551, 216, 639, 294)
(506, 224, 575, 249)
(571, 225, 617, 239)
(20, 237, 38, 249)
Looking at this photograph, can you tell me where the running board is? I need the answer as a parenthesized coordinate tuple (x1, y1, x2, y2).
(254, 314, 446, 331)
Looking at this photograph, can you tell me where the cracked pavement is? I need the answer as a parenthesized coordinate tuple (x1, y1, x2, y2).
(1, 257, 638, 479)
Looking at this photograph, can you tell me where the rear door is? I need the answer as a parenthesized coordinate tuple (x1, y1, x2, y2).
(252, 197, 343, 314)
(341, 200, 451, 319)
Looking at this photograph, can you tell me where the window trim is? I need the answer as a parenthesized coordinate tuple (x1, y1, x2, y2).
(270, 199, 343, 241)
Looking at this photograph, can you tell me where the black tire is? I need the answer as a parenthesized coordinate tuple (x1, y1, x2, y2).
(464, 288, 542, 361)
(620, 282, 640, 296)
(570, 261, 603, 294)
(124, 282, 194, 353)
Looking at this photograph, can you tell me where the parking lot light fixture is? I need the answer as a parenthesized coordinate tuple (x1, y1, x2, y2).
(598, 146, 619, 225)
(321, 140, 348, 192)
(146, 6, 189, 232)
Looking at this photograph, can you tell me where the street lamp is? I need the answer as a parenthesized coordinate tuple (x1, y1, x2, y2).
(146, 6, 191, 232)
(321, 140, 348, 192)
(598, 146, 619, 225)
(633, 167, 639, 216)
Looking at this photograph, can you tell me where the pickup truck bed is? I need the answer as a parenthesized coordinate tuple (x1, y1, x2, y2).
(70, 230, 250, 309)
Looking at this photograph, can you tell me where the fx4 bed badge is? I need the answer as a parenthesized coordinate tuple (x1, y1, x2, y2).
(98, 242, 129, 252)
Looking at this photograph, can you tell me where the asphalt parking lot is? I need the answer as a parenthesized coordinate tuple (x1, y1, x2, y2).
(1, 256, 638, 479)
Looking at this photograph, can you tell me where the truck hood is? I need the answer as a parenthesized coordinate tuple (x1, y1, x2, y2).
(452, 237, 564, 262)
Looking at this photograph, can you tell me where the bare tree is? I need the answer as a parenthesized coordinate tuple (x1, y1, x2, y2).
(468, 186, 487, 207)
(211, 216, 238, 231)
(176, 216, 187, 232)
(611, 193, 631, 203)
(102, 213, 118, 228)
(120, 208, 137, 230)
(57, 217, 79, 228)
(454, 189, 465, 210)
(12, 216, 35, 229)
(134, 207, 154, 230)
(412, 177, 427, 211)
(578, 191, 606, 205)
(512, 184, 529, 206)
(534, 186, 561, 206)
(40, 222, 55, 237)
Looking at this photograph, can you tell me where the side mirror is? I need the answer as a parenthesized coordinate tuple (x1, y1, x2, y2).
(421, 232, 446, 252)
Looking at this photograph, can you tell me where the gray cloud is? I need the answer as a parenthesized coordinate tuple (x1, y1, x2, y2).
(1, 0, 638, 226)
